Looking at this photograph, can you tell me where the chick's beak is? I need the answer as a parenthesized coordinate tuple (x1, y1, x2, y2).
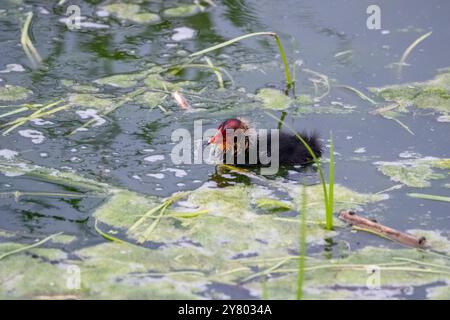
(207, 131, 222, 146)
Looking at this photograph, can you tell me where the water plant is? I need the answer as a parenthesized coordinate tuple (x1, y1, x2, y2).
(407, 193, 450, 203)
(297, 183, 308, 299)
(0, 232, 62, 260)
(397, 31, 432, 76)
(21, 12, 42, 68)
(267, 112, 335, 230)
(189, 32, 293, 91)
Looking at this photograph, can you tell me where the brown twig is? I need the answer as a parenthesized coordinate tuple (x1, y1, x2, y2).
(339, 210, 427, 248)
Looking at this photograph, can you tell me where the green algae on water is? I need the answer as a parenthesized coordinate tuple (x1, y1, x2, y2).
(375, 157, 450, 188)
(256, 88, 291, 110)
(162, 5, 201, 18)
(369, 69, 450, 115)
(102, 3, 161, 24)
(0, 85, 32, 101)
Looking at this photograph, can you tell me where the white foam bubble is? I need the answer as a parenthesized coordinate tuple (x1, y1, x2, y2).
(171, 27, 196, 41)
(144, 155, 165, 162)
(76, 109, 106, 127)
(18, 129, 45, 144)
(162, 167, 187, 178)
(146, 173, 165, 179)
(0, 149, 18, 160)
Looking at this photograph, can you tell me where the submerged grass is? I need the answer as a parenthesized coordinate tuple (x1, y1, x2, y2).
(0, 232, 62, 260)
(21, 12, 42, 68)
(296, 184, 307, 300)
(128, 192, 189, 243)
(94, 219, 126, 244)
(266, 112, 335, 230)
(397, 31, 432, 76)
(189, 32, 293, 91)
(407, 193, 450, 203)
(169, 59, 234, 89)
(1, 99, 67, 135)
(334, 84, 377, 105)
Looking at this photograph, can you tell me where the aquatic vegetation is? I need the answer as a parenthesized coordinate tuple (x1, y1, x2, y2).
(255, 198, 293, 212)
(0, 233, 62, 261)
(247, 246, 450, 299)
(135, 91, 167, 109)
(2, 156, 442, 299)
(0, 85, 32, 102)
(287, 183, 387, 222)
(162, 4, 202, 18)
(94, 72, 149, 88)
(375, 157, 450, 188)
(256, 88, 291, 110)
(189, 32, 293, 90)
(397, 31, 433, 75)
(21, 12, 42, 68)
(297, 184, 307, 300)
(61, 80, 99, 93)
(101, 3, 161, 24)
(369, 69, 450, 115)
(68, 93, 114, 111)
(295, 94, 313, 105)
(335, 84, 377, 105)
(1, 100, 69, 135)
(295, 104, 353, 115)
(407, 193, 450, 203)
(0, 158, 111, 193)
(266, 113, 336, 230)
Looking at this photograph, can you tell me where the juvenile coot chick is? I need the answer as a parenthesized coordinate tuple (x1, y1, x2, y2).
(208, 118, 322, 166)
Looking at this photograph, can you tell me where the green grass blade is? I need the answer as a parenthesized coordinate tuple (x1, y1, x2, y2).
(327, 132, 334, 230)
(0, 106, 29, 119)
(189, 31, 292, 88)
(407, 193, 450, 203)
(21, 12, 42, 68)
(273, 34, 292, 88)
(0, 232, 62, 260)
(335, 84, 377, 105)
(265, 112, 330, 217)
(204, 57, 224, 89)
(297, 184, 307, 300)
(94, 219, 126, 244)
(189, 32, 275, 57)
(398, 31, 432, 73)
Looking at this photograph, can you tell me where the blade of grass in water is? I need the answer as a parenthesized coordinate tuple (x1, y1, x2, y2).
(242, 257, 293, 282)
(189, 32, 292, 90)
(261, 281, 269, 300)
(0, 232, 62, 260)
(335, 84, 377, 105)
(266, 112, 333, 230)
(398, 31, 432, 75)
(94, 219, 126, 244)
(383, 115, 415, 136)
(297, 184, 307, 300)
(0, 105, 36, 119)
(1, 100, 66, 136)
(21, 12, 42, 68)
(407, 193, 450, 203)
(0, 191, 100, 199)
(204, 57, 224, 89)
(128, 192, 189, 242)
(327, 132, 334, 230)
(170, 63, 234, 88)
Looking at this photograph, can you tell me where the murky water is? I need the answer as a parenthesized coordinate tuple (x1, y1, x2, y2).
(0, 0, 449, 299)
